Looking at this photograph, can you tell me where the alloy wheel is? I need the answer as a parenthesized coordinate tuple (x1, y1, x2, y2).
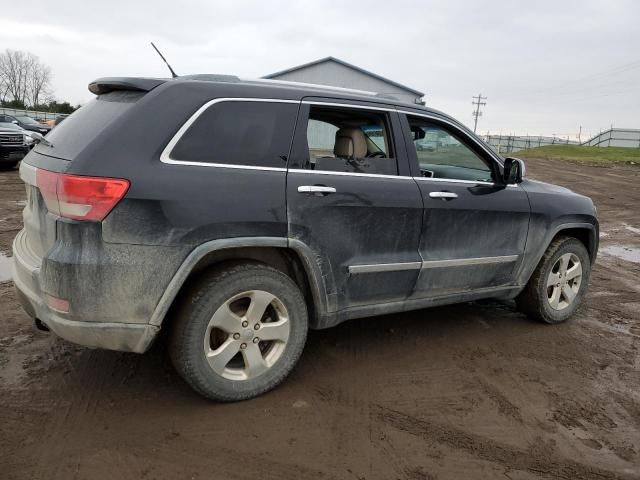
(202, 290, 290, 381)
(546, 253, 582, 310)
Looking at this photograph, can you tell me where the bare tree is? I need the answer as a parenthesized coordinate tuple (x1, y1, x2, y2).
(28, 61, 52, 107)
(0, 49, 52, 107)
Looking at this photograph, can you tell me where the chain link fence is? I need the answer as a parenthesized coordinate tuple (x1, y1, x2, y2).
(0, 107, 62, 121)
(581, 128, 640, 148)
(483, 128, 640, 154)
(482, 134, 578, 154)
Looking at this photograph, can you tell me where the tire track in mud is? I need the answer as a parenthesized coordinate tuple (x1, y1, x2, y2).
(374, 405, 636, 480)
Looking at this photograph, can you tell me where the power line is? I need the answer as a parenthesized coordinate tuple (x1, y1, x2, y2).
(529, 58, 640, 95)
(472, 93, 487, 133)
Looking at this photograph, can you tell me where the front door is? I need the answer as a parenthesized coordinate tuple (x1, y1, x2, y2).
(286, 100, 424, 311)
(400, 113, 531, 298)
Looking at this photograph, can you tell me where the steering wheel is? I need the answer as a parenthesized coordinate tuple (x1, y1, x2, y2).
(366, 151, 387, 158)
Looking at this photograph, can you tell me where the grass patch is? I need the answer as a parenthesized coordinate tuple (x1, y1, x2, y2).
(513, 145, 640, 166)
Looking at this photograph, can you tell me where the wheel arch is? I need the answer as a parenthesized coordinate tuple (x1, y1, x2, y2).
(518, 221, 598, 288)
(149, 237, 330, 329)
(548, 223, 598, 263)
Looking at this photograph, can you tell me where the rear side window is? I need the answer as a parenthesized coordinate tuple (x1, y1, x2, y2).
(35, 91, 144, 161)
(299, 105, 397, 176)
(169, 101, 298, 168)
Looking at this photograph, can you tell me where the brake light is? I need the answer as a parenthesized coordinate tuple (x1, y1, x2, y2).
(36, 169, 130, 221)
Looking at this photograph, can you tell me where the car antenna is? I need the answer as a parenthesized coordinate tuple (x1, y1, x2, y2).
(150, 42, 178, 78)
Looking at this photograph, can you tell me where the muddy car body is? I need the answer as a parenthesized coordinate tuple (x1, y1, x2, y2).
(12, 75, 598, 400)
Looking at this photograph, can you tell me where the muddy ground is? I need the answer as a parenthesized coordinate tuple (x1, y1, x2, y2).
(0, 158, 638, 480)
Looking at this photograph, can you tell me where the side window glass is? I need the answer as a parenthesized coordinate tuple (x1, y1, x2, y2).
(303, 106, 397, 176)
(170, 101, 297, 168)
(407, 116, 493, 182)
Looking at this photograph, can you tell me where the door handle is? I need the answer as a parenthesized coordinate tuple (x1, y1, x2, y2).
(429, 191, 458, 200)
(298, 185, 337, 194)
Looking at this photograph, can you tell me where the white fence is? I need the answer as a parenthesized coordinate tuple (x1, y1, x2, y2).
(483, 128, 640, 154)
(0, 107, 62, 121)
(482, 135, 578, 154)
(581, 128, 640, 148)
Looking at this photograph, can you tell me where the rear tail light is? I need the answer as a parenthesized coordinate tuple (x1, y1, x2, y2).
(46, 294, 70, 314)
(36, 169, 129, 221)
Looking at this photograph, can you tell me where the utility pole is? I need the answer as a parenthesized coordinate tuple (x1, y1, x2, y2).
(472, 94, 487, 133)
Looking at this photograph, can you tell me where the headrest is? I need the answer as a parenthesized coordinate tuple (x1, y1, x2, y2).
(334, 128, 367, 159)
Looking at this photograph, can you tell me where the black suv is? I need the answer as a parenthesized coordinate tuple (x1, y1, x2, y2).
(0, 114, 51, 135)
(12, 75, 598, 401)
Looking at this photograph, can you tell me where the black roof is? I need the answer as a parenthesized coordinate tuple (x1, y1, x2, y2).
(87, 75, 452, 123)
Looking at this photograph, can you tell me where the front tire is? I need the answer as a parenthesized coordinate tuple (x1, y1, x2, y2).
(169, 262, 308, 401)
(517, 236, 591, 324)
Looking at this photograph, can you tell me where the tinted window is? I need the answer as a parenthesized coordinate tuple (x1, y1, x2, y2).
(34, 91, 144, 161)
(170, 101, 298, 168)
(302, 106, 397, 176)
(407, 116, 493, 182)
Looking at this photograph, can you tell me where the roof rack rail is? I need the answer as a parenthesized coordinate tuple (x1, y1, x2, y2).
(375, 93, 399, 100)
(179, 74, 240, 83)
(246, 78, 378, 97)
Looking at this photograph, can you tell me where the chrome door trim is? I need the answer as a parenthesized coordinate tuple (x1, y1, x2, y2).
(348, 262, 422, 274)
(302, 100, 396, 112)
(297, 185, 337, 194)
(288, 168, 411, 180)
(429, 191, 458, 199)
(421, 255, 519, 269)
(348, 255, 519, 274)
(414, 176, 518, 188)
(160, 98, 299, 169)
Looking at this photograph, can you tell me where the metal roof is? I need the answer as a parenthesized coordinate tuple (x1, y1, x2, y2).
(263, 56, 425, 97)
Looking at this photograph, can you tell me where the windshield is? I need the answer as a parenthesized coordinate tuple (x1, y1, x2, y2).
(16, 116, 40, 125)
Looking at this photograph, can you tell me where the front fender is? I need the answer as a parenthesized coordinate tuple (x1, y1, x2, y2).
(515, 219, 598, 288)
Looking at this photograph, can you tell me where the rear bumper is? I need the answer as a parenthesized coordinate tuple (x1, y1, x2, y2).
(12, 229, 159, 353)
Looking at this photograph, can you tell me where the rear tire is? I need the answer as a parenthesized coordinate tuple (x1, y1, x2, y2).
(169, 262, 308, 401)
(516, 236, 591, 324)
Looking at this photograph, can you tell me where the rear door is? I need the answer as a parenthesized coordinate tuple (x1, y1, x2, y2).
(286, 99, 424, 311)
(399, 112, 531, 298)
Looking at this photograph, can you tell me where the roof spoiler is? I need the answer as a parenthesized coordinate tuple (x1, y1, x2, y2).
(88, 77, 167, 95)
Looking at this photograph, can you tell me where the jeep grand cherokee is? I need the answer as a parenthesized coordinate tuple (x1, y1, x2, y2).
(12, 75, 598, 401)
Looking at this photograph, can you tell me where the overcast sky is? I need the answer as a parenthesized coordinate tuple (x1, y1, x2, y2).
(1, 0, 638, 139)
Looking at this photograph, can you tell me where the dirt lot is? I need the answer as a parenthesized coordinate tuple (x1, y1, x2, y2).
(1, 158, 638, 480)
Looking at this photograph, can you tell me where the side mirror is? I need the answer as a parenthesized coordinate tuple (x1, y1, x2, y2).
(503, 157, 525, 184)
(12, 120, 18, 124)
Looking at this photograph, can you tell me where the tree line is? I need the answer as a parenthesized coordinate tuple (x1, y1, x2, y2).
(0, 49, 80, 114)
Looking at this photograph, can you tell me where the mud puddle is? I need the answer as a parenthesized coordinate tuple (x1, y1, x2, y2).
(601, 245, 640, 263)
(0, 252, 12, 281)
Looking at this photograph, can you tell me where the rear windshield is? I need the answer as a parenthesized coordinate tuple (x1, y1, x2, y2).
(35, 90, 144, 160)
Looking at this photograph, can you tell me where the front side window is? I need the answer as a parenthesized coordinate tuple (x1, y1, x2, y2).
(170, 101, 298, 168)
(407, 116, 494, 182)
(302, 106, 397, 176)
